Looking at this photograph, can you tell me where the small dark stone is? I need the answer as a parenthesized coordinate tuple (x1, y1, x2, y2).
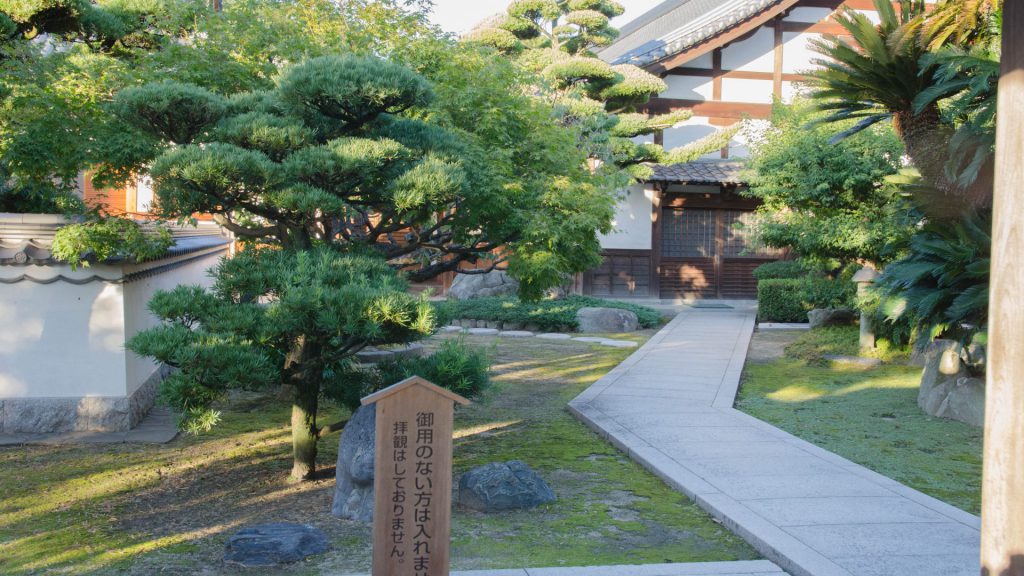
(223, 523, 329, 567)
(458, 460, 556, 511)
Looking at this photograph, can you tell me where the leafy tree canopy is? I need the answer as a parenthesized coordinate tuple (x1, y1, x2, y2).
(464, 0, 738, 180)
(743, 101, 914, 266)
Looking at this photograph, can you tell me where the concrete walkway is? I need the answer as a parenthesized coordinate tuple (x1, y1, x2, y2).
(340, 559, 786, 576)
(569, 309, 981, 576)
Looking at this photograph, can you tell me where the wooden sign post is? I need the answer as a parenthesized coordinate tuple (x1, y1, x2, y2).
(363, 376, 469, 576)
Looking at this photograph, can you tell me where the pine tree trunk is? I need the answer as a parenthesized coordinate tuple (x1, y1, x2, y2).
(291, 384, 319, 480)
(284, 335, 321, 481)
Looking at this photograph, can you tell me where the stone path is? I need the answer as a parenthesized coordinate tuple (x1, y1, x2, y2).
(340, 559, 786, 576)
(568, 309, 981, 576)
(441, 325, 639, 348)
(0, 406, 177, 445)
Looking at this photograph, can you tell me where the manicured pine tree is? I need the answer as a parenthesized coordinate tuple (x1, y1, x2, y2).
(466, 0, 738, 179)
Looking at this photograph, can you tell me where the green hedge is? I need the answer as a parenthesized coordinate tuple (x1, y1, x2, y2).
(757, 277, 856, 323)
(752, 260, 805, 281)
(435, 295, 663, 332)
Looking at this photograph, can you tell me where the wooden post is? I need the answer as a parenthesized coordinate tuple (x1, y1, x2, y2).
(980, 5, 1024, 575)
(363, 376, 469, 576)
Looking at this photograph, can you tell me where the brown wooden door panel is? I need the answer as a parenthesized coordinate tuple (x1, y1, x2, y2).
(660, 258, 716, 298)
(587, 252, 651, 297)
(721, 258, 774, 298)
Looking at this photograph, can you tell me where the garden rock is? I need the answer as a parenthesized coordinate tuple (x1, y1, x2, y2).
(332, 404, 376, 521)
(223, 523, 329, 567)
(458, 460, 556, 511)
(576, 307, 638, 333)
(448, 270, 519, 300)
(919, 340, 966, 413)
(945, 377, 986, 427)
(807, 308, 856, 329)
(917, 340, 984, 426)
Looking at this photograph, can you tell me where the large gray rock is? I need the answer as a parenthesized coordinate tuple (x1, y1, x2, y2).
(448, 270, 519, 300)
(458, 460, 556, 511)
(919, 340, 966, 414)
(576, 307, 639, 333)
(223, 523, 329, 567)
(807, 308, 856, 329)
(945, 377, 986, 427)
(332, 404, 376, 521)
(917, 340, 984, 427)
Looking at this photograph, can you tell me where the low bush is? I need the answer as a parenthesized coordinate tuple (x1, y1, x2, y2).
(435, 295, 662, 331)
(326, 338, 491, 410)
(757, 277, 856, 323)
(757, 279, 806, 323)
(752, 260, 805, 280)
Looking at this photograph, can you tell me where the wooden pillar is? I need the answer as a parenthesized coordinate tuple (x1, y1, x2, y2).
(980, 5, 1024, 575)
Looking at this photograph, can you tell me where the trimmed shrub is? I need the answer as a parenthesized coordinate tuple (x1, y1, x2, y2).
(757, 277, 856, 323)
(752, 260, 805, 281)
(435, 295, 662, 331)
(757, 279, 806, 323)
(326, 338, 491, 411)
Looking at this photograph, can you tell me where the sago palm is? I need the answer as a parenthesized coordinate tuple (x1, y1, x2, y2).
(808, 0, 957, 200)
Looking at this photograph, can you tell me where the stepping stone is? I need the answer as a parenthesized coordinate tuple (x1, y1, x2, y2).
(466, 328, 499, 336)
(499, 330, 534, 338)
(823, 354, 882, 367)
(536, 333, 572, 340)
(571, 337, 638, 348)
(440, 325, 464, 333)
(599, 339, 639, 348)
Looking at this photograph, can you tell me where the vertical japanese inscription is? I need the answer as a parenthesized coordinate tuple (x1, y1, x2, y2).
(366, 376, 467, 576)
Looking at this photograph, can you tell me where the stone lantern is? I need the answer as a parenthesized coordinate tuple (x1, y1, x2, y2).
(852, 266, 880, 351)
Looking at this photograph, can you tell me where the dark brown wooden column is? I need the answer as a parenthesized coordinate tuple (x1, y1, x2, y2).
(981, 4, 1024, 575)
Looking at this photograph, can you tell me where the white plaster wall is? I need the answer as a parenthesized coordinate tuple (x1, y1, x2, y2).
(721, 78, 775, 104)
(663, 75, 714, 101)
(122, 250, 226, 396)
(0, 266, 127, 398)
(599, 184, 654, 250)
(685, 52, 714, 68)
(782, 31, 823, 74)
(784, 7, 834, 22)
(721, 27, 775, 72)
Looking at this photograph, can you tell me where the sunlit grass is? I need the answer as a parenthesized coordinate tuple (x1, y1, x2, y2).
(0, 329, 759, 575)
(737, 327, 983, 514)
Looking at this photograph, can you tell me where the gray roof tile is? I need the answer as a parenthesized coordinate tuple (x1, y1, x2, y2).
(600, 0, 785, 67)
(644, 160, 747, 184)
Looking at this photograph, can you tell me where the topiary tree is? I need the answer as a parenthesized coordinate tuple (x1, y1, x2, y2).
(109, 53, 608, 479)
(743, 101, 915, 267)
(129, 247, 434, 480)
(465, 0, 738, 180)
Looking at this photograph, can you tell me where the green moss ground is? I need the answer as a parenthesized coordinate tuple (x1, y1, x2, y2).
(736, 327, 983, 514)
(0, 331, 756, 575)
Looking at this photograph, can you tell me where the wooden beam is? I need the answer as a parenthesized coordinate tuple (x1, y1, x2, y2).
(981, 3, 1024, 575)
(645, 98, 772, 119)
(712, 49, 723, 101)
(773, 18, 784, 98)
(663, 67, 808, 82)
(778, 20, 847, 34)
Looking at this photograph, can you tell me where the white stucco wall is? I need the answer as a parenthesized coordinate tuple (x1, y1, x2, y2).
(721, 26, 775, 72)
(0, 265, 127, 398)
(599, 184, 655, 250)
(0, 243, 228, 400)
(122, 250, 224, 396)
